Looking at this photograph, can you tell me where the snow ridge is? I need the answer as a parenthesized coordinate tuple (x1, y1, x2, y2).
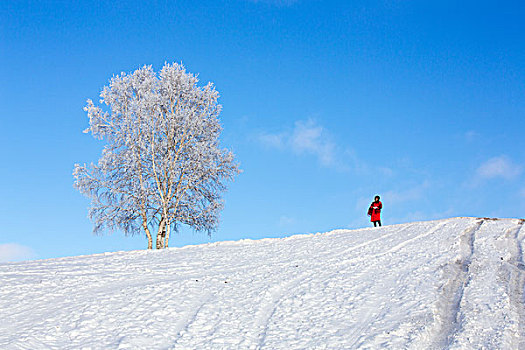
(1, 217, 524, 349)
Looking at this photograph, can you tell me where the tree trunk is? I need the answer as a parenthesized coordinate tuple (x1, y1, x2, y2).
(142, 220, 153, 249)
(156, 218, 166, 249)
(164, 221, 171, 248)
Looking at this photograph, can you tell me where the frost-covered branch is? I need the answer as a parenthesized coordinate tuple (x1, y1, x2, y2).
(74, 62, 240, 249)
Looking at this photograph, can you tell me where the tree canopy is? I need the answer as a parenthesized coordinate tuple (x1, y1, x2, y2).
(74, 63, 240, 249)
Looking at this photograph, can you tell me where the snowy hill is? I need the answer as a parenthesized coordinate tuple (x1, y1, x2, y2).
(1, 217, 524, 349)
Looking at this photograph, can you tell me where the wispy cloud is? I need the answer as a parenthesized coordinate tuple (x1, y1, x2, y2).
(0, 243, 36, 263)
(257, 119, 397, 176)
(290, 120, 337, 167)
(464, 130, 479, 143)
(476, 156, 522, 181)
(259, 119, 344, 169)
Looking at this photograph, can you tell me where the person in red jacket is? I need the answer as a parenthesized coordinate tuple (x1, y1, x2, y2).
(368, 195, 382, 227)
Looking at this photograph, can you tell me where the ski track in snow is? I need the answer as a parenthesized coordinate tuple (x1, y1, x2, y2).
(1, 217, 524, 349)
(412, 219, 484, 349)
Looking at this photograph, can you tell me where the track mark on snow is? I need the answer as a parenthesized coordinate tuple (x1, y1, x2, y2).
(413, 219, 484, 349)
(383, 220, 450, 255)
(501, 221, 525, 348)
(320, 222, 422, 264)
(249, 270, 311, 349)
(170, 291, 213, 346)
(331, 221, 450, 271)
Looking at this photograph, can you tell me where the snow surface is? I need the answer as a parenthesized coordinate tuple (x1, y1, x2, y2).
(1, 217, 524, 349)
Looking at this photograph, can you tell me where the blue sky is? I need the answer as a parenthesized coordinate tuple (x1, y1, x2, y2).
(1, 0, 524, 262)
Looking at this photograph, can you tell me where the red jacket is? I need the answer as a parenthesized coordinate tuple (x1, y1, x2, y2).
(369, 201, 382, 222)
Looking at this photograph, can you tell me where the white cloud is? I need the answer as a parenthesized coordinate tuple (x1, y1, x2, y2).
(258, 119, 343, 169)
(257, 119, 396, 175)
(476, 156, 522, 181)
(0, 243, 36, 263)
(290, 120, 337, 167)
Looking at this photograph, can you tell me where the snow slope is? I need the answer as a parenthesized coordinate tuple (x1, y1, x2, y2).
(1, 217, 524, 349)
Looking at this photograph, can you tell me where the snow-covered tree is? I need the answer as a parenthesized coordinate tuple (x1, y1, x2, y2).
(74, 63, 240, 249)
